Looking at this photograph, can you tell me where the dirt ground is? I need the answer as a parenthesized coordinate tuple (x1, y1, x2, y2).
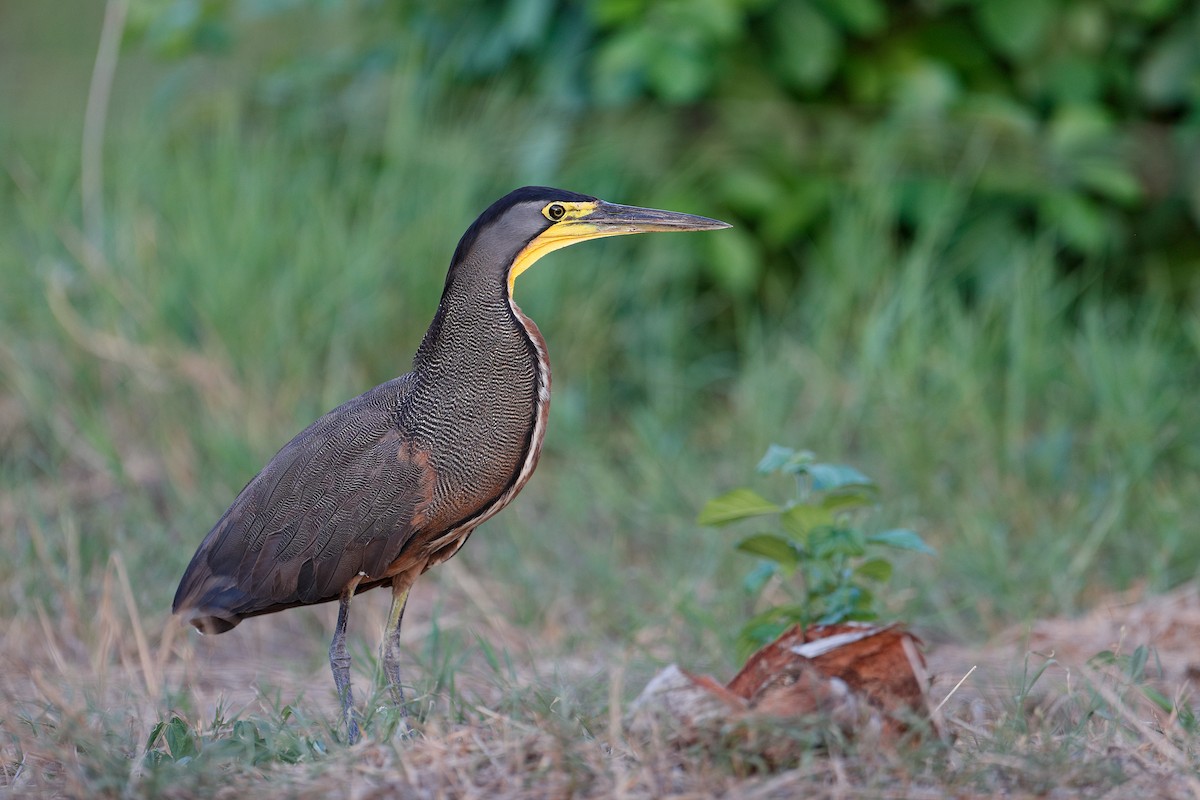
(928, 583, 1200, 721)
(4, 568, 1200, 798)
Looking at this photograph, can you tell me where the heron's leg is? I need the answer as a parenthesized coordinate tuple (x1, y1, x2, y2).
(330, 572, 366, 745)
(381, 571, 416, 713)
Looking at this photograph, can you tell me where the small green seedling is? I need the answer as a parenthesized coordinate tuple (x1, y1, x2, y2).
(143, 705, 326, 770)
(699, 445, 934, 658)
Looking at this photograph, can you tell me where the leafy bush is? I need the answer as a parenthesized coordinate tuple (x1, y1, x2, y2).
(128, 0, 1200, 305)
(699, 445, 933, 658)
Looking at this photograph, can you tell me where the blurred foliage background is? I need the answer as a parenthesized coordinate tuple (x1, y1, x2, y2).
(128, 0, 1200, 302)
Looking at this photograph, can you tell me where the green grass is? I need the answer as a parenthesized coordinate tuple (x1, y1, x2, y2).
(2, 84, 1199, 795)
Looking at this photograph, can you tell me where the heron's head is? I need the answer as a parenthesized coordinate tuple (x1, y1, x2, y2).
(447, 186, 731, 295)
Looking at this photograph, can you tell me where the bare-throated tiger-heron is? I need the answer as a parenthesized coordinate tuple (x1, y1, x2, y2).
(172, 187, 730, 743)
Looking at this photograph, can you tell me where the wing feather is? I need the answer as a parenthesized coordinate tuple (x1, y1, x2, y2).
(172, 374, 435, 631)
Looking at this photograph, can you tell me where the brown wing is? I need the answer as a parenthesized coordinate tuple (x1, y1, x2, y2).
(172, 374, 435, 633)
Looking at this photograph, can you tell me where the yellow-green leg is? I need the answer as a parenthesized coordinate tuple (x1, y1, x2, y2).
(381, 572, 416, 713)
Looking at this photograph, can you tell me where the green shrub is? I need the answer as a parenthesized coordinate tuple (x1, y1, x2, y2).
(129, 0, 1200, 305)
(699, 445, 933, 658)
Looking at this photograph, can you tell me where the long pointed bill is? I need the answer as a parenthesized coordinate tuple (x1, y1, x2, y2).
(577, 201, 732, 235)
(509, 200, 731, 291)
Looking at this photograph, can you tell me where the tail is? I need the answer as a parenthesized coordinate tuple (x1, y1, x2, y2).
(173, 557, 249, 635)
(172, 592, 244, 634)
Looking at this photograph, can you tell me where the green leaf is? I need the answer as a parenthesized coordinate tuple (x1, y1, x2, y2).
(820, 488, 877, 512)
(1041, 191, 1109, 255)
(961, 94, 1038, 139)
(816, 0, 886, 35)
(592, 28, 652, 104)
(757, 444, 814, 475)
(854, 584, 875, 609)
(855, 557, 893, 582)
(1138, 26, 1199, 108)
(804, 559, 838, 594)
(592, 0, 643, 26)
(738, 605, 808, 657)
(164, 716, 197, 761)
(501, 0, 554, 46)
(1129, 645, 1149, 681)
(1141, 685, 1175, 715)
(867, 528, 936, 555)
(648, 37, 712, 103)
(743, 559, 778, 595)
(892, 61, 960, 116)
(810, 526, 866, 558)
(809, 462, 873, 491)
(772, 1, 841, 91)
(975, 0, 1054, 59)
(1125, 0, 1181, 19)
(756, 444, 797, 473)
(781, 503, 834, 538)
(736, 533, 800, 571)
(816, 584, 868, 625)
(1077, 161, 1143, 205)
(1049, 105, 1113, 153)
(145, 720, 167, 754)
(1041, 54, 1103, 106)
(697, 488, 780, 525)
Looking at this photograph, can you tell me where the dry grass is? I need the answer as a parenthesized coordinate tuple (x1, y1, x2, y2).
(3, 550, 1199, 798)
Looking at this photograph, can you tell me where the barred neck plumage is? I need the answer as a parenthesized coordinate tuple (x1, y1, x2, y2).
(403, 273, 551, 545)
(412, 273, 541, 386)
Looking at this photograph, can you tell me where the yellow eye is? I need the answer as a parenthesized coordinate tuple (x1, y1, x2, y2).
(545, 203, 566, 221)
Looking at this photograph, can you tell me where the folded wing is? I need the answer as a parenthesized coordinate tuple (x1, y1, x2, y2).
(173, 375, 435, 632)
